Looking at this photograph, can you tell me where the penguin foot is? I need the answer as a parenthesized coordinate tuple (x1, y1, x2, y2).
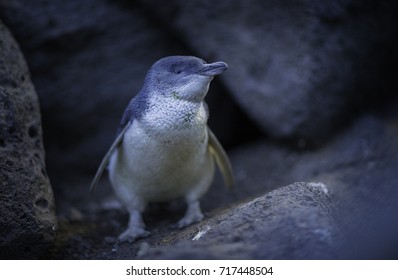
(118, 227, 150, 243)
(177, 213, 203, 228)
(177, 200, 204, 228)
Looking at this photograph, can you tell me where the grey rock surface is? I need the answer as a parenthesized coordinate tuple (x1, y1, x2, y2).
(301, 115, 398, 258)
(0, 20, 56, 259)
(229, 113, 398, 258)
(139, 0, 398, 142)
(141, 182, 344, 259)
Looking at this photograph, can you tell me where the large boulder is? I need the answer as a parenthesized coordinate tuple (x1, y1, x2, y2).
(0, 19, 56, 259)
(228, 112, 398, 258)
(138, 0, 398, 142)
(141, 182, 345, 259)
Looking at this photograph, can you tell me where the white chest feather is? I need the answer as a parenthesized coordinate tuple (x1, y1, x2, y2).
(108, 100, 214, 203)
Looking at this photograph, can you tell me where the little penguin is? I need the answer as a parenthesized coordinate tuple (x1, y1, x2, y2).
(90, 55, 234, 243)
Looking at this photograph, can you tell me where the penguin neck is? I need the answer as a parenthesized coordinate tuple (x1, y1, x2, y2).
(142, 94, 208, 134)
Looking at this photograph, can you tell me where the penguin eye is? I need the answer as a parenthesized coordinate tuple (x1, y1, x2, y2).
(170, 63, 184, 75)
(172, 67, 182, 74)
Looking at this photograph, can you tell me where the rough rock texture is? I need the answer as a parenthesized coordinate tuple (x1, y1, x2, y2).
(139, 0, 398, 142)
(141, 182, 344, 259)
(0, 20, 56, 259)
(229, 113, 398, 258)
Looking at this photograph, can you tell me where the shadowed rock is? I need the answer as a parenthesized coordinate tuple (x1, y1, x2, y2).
(0, 20, 56, 259)
(138, 0, 398, 143)
(140, 182, 345, 259)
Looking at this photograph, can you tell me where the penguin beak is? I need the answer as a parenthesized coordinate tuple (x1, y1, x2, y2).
(198, 61, 228, 76)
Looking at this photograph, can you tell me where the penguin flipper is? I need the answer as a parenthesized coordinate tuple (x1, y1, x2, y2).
(207, 126, 235, 189)
(89, 121, 132, 192)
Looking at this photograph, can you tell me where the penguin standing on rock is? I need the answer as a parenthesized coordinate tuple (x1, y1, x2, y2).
(90, 56, 234, 243)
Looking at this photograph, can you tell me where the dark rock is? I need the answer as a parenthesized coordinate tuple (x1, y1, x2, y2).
(300, 115, 398, 259)
(141, 182, 344, 259)
(193, 111, 398, 259)
(0, 19, 56, 259)
(227, 112, 398, 258)
(139, 0, 398, 142)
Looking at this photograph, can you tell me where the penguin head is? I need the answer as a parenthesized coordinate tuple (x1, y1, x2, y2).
(144, 56, 228, 103)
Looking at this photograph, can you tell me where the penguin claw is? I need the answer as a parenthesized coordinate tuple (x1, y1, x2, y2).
(118, 227, 150, 243)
